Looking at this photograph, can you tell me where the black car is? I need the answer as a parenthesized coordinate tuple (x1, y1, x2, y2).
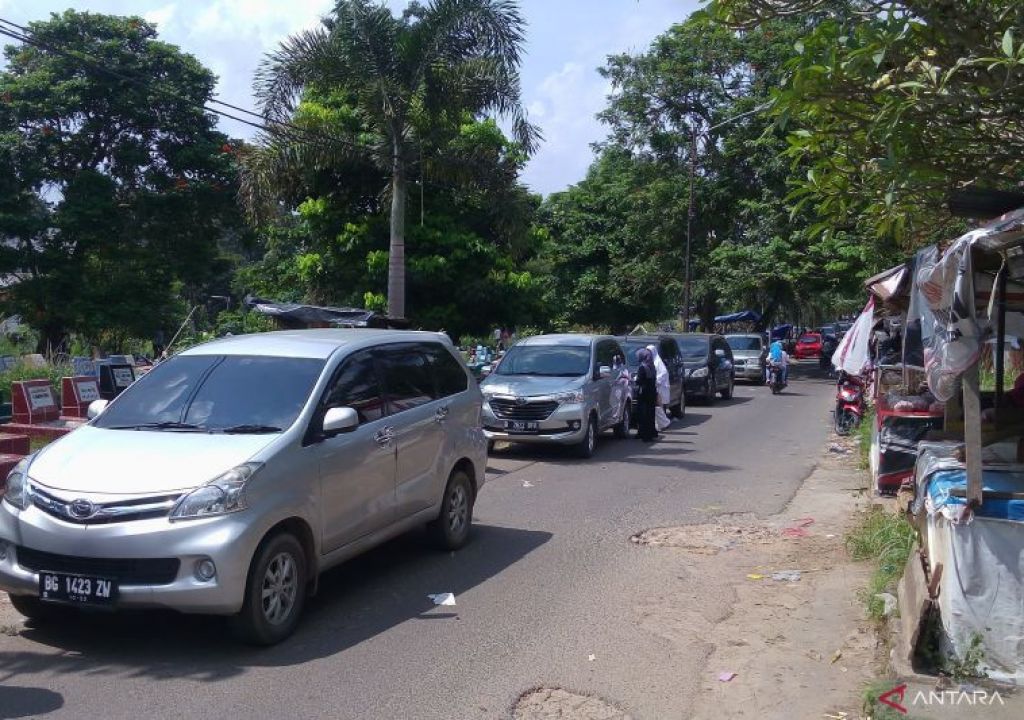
(618, 335, 686, 418)
(672, 333, 735, 403)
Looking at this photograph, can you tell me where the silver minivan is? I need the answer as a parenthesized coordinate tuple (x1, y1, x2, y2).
(479, 334, 632, 457)
(0, 330, 487, 644)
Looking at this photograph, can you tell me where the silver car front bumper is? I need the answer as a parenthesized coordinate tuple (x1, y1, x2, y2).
(481, 399, 590, 446)
(0, 500, 261, 614)
(733, 362, 764, 381)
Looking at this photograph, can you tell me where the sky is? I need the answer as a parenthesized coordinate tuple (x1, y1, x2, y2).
(0, 0, 700, 195)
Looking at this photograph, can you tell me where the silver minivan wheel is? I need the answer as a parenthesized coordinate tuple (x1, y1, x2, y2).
(429, 469, 474, 550)
(261, 552, 299, 626)
(231, 532, 307, 646)
(576, 415, 597, 458)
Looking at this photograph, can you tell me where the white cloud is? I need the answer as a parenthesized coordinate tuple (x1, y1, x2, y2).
(143, 3, 176, 28)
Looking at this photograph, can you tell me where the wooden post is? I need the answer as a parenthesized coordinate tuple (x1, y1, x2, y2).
(995, 262, 1008, 409)
(963, 363, 984, 506)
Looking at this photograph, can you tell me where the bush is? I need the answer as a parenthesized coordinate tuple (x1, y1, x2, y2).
(0, 362, 71, 404)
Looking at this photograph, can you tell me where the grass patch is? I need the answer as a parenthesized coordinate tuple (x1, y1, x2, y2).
(847, 505, 916, 620)
(858, 406, 874, 470)
(862, 680, 923, 720)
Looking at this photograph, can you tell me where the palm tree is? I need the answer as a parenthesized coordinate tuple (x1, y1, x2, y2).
(243, 0, 538, 320)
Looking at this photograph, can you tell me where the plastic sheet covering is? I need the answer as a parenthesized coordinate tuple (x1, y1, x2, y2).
(926, 467, 1024, 522)
(913, 441, 964, 516)
(905, 246, 939, 368)
(917, 232, 986, 401)
(832, 298, 874, 374)
(927, 511, 1024, 683)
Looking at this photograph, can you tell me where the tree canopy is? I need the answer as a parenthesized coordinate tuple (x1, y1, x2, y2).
(0, 10, 244, 352)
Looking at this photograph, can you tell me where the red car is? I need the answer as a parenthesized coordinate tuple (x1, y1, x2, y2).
(794, 332, 823, 360)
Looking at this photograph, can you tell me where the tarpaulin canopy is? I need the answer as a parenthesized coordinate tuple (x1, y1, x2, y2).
(771, 324, 792, 340)
(244, 296, 407, 329)
(864, 263, 909, 302)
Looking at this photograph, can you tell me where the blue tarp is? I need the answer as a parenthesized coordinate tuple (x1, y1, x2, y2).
(771, 324, 792, 340)
(928, 468, 1024, 522)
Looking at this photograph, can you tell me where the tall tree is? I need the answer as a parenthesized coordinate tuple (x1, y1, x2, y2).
(244, 0, 538, 320)
(0, 11, 243, 351)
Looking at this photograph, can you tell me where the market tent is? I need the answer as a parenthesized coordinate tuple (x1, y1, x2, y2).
(770, 324, 792, 340)
(832, 298, 875, 375)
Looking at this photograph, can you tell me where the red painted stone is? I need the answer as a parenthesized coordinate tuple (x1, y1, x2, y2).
(61, 376, 102, 418)
(0, 433, 30, 455)
(11, 380, 60, 425)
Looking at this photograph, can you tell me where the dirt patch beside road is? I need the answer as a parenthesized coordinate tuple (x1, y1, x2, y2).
(635, 437, 881, 720)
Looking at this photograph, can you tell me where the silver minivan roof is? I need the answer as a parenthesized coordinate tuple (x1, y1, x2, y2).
(180, 329, 450, 360)
(518, 334, 606, 347)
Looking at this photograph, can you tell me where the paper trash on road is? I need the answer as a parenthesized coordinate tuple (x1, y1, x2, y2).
(522, 481, 534, 488)
(427, 592, 457, 606)
(717, 672, 737, 682)
(771, 570, 802, 582)
(588, 654, 596, 662)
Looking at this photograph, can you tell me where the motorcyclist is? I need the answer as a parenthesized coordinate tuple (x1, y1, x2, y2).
(768, 339, 789, 384)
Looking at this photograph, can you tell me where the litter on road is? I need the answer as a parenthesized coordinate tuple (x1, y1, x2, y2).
(522, 481, 534, 488)
(428, 593, 457, 606)
(746, 573, 766, 580)
(781, 527, 810, 539)
(771, 571, 802, 582)
(717, 672, 737, 682)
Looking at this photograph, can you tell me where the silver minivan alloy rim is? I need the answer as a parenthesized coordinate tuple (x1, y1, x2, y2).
(448, 484, 468, 534)
(261, 552, 298, 625)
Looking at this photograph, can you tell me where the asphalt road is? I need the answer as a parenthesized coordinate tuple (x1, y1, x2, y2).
(0, 363, 835, 720)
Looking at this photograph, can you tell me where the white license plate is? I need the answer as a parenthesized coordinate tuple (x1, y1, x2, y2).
(39, 571, 118, 606)
(505, 420, 539, 433)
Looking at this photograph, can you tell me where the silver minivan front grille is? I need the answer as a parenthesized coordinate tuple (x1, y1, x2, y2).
(30, 485, 181, 525)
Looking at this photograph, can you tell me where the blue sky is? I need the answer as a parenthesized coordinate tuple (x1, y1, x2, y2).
(0, 0, 700, 194)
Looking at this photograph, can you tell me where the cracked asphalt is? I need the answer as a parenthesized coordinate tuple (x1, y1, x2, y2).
(0, 363, 834, 720)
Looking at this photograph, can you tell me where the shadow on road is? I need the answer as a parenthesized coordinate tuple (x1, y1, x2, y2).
(0, 685, 64, 720)
(0, 524, 551, 684)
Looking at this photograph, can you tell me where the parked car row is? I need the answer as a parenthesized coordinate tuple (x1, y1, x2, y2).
(0, 327, 752, 647)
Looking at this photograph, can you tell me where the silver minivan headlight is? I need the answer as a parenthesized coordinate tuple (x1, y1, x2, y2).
(170, 462, 262, 521)
(3, 458, 31, 510)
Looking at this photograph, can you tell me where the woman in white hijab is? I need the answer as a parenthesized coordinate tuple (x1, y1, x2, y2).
(647, 344, 672, 431)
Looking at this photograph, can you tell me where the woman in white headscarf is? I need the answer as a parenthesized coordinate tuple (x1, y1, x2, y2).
(647, 344, 672, 431)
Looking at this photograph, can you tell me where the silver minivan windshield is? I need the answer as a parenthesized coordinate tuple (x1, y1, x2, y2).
(495, 345, 590, 377)
(95, 354, 326, 433)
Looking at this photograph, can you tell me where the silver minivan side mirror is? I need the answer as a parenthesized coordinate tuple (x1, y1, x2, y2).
(87, 399, 109, 419)
(322, 407, 359, 435)
(714, 348, 726, 358)
(598, 365, 613, 379)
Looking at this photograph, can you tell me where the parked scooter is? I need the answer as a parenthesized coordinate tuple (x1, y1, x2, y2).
(766, 360, 787, 395)
(834, 371, 865, 435)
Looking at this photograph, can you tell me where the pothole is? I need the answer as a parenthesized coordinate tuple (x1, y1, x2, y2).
(630, 521, 776, 554)
(513, 687, 632, 720)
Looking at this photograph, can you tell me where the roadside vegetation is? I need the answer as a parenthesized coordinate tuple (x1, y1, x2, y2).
(847, 505, 916, 621)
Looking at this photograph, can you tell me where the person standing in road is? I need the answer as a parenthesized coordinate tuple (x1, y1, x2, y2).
(647, 344, 672, 431)
(636, 348, 658, 442)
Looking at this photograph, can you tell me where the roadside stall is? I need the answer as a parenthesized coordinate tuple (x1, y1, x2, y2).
(860, 258, 946, 494)
(908, 208, 1024, 683)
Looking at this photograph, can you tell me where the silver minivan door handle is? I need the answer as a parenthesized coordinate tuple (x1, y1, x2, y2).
(374, 427, 394, 448)
(434, 406, 450, 424)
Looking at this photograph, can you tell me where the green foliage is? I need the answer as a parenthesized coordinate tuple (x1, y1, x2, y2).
(0, 361, 69, 403)
(707, 0, 1024, 246)
(213, 310, 275, 337)
(0, 11, 247, 352)
(847, 506, 916, 620)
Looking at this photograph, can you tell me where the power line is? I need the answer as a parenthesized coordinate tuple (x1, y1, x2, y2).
(0, 17, 361, 153)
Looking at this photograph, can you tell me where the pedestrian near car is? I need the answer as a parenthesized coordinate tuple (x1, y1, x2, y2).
(636, 348, 658, 442)
(647, 343, 671, 431)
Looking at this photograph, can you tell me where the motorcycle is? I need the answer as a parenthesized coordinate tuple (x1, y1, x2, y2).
(766, 360, 787, 394)
(834, 372, 865, 435)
